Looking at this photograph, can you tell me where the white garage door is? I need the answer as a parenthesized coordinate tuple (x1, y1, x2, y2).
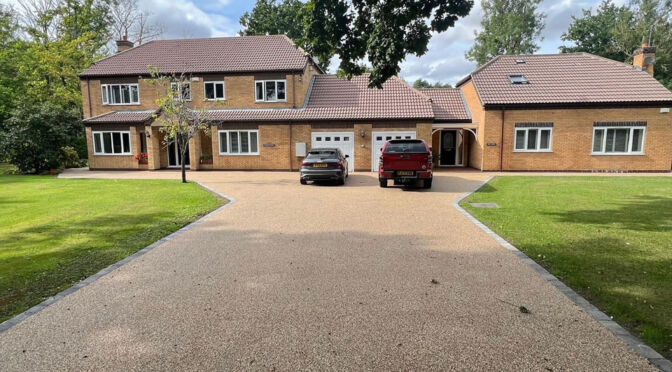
(311, 132, 355, 172)
(371, 131, 416, 171)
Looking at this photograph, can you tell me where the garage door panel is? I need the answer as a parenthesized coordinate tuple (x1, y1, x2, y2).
(311, 132, 354, 172)
(371, 131, 416, 171)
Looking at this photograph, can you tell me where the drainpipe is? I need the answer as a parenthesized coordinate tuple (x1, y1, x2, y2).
(289, 121, 293, 171)
(499, 110, 505, 171)
(86, 79, 93, 118)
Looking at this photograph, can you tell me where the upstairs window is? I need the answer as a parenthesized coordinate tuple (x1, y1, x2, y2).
(255, 80, 286, 102)
(514, 124, 552, 152)
(204, 81, 225, 100)
(171, 82, 191, 101)
(101, 84, 139, 105)
(508, 75, 529, 84)
(592, 124, 645, 155)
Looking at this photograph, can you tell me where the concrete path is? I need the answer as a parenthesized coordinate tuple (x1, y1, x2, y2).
(0, 170, 656, 371)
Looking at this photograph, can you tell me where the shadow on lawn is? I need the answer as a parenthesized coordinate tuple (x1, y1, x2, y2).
(545, 195, 672, 232)
(0, 210, 193, 321)
(522, 235, 672, 358)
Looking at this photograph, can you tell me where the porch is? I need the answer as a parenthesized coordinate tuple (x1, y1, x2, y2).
(430, 123, 479, 169)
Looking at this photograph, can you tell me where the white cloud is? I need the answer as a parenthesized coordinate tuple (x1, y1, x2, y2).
(140, 0, 238, 39)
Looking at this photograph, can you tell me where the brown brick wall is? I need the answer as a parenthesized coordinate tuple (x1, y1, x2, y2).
(459, 81, 485, 169)
(481, 107, 672, 171)
(86, 125, 142, 169)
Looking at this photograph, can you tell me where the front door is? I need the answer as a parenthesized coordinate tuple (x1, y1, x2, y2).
(168, 141, 190, 168)
(440, 130, 457, 166)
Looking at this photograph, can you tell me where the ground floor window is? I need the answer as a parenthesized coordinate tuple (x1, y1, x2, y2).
(93, 131, 131, 155)
(514, 125, 552, 152)
(592, 126, 645, 155)
(218, 130, 259, 155)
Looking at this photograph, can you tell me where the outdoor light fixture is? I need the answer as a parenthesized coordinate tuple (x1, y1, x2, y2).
(145, 132, 151, 138)
(360, 130, 365, 137)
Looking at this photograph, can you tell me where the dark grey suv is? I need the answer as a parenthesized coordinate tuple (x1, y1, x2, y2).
(300, 148, 349, 185)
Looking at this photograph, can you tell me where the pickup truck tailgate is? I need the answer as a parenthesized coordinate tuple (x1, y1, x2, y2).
(381, 153, 429, 170)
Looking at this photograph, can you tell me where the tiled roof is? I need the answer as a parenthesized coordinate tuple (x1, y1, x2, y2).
(457, 53, 672, 107)
(206, 74, 435, 122)
(80, 35, 309, 77)
(419, 88, 471, 121)
(83, 110, 157, 123)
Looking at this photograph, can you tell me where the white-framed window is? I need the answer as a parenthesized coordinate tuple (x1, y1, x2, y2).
(101, 84, 139, 105)
(514, 126, 552, 152)
(170, 82, 191, 101)
(92, 131, 132, 155)
(255, 80, 286, 102)
(592, 125, 646, 155)
(218, 130, 259, 155)
(204, 81, 225, 100)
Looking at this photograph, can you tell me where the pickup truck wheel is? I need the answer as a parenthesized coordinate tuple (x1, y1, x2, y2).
(379, 179, 388, 188)
(338, 177, 345, 185)
(423, 178, 432, 189)
(300, 179, 307, 185)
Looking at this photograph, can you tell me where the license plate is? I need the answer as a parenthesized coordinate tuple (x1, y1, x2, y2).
(313, 163, 328, 168)
(397, 171, 414, 176)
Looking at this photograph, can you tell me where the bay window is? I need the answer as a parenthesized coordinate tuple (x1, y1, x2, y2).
(101, 84, 139, 105)
(592, 123, 646, 155)
(255, 80, 286, 102)
(514, 123, 553, 152)
(204, 81, 225, 100)
(92, 131, 132, 155)
(218, 130, 259, 155)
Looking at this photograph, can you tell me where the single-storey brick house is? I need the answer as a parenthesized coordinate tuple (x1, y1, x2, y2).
(80, 36, 672, 172)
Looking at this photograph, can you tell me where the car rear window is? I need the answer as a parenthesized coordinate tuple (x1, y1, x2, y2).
(384, 141, 427, 154)
(307, 150, 338, 159)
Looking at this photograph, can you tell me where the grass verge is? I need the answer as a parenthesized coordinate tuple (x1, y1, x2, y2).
(461, 176, 672, 359)
(0, 174, 225, 323)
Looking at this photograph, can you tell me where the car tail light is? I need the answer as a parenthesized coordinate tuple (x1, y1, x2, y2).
(301, 161, 309, 166)
(337, 162, 344, 170)
(379, 156, 384, 170)
(427, 155, 433, 169)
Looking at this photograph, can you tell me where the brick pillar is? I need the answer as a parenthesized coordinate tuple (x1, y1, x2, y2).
(147, 126, 161, 170)
(189, 132, 202, 171)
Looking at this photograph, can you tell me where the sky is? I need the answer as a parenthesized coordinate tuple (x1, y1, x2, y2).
(4, 0, 625, 86)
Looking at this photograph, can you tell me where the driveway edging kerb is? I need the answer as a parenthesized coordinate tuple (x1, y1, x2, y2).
(0, 181, 235, 334)
(453, 176, 672, 372)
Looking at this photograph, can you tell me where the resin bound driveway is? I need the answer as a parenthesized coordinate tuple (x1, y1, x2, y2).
(0, 171, 655, 371)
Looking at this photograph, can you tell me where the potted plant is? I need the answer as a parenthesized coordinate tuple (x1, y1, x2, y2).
(135, 152, 149, 164)
(200, 154, 213, 165)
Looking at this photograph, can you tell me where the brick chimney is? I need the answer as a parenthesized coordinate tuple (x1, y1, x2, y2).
(633, 42, 656, 76)
(116, 35, 134, 53)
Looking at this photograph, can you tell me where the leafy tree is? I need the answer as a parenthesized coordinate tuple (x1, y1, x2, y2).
(303, 0, 474, 88)
(465, 0, 546, 66)
(560, 0, 630, 61)
(2, 102, 82, 173)
(0, 6, 23, 132)
(412, 78, 452, 89)
(149, 68, 210, 183)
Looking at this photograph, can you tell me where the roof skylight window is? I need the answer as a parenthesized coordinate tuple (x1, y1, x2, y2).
(508, 75, 529, 84)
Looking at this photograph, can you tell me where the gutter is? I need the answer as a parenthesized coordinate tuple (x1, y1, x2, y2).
(500, 110, 505, 171)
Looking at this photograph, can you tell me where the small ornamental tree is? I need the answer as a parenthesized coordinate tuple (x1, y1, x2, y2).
(149, 67, 210, 183)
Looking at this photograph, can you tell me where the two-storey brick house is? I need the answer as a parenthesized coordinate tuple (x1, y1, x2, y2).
(80, 36, 672, 172)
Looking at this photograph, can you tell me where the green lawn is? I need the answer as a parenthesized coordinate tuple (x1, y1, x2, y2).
(0, 174, 224, 323)
(461, 176, 672, 359)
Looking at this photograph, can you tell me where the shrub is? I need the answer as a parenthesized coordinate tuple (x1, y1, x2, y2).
(2, 102, 83, 173)
(60, 146, 80, 168)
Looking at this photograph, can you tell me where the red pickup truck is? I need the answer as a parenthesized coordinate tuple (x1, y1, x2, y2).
(378, 139, 433, 189)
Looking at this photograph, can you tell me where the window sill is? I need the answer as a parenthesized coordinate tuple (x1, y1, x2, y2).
(103, 103, 141, 106)
(513, 150, 553, 153)
(591, 152, 645, 156)
(206, 98, 226, 101)
(93, 153, 133, 156)
(255, 100, 288, 103)
(218, 153, 260, 156)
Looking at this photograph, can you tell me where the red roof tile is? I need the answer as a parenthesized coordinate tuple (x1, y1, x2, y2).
(80, 35, 309, 77)
(419, 88, 471, 121)
(83, 110, 157, 124)
(457, 53, 672, 107)
(205, 74, 435, 121)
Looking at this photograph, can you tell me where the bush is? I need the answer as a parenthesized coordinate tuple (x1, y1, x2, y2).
(60, 146, 80, 168)
(2, 102, 83, 173)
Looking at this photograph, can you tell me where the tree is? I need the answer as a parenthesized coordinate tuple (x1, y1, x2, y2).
(560, 0, 672, 89)
(560, 0, 630, 62)
(149, 68, 210, 183)
(465, 0, 546, 66)
(109, 0, 162, 46)
(303, 0, 474, 88)
(240, 0, 328, 68)
(0, 6, 23, 133)
(2, 102, 82, 173)
(412, 78, 452, 89)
